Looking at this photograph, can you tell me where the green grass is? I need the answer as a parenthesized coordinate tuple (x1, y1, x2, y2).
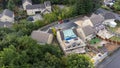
(108, 26, 116, 32)
(89, 37, 101, 44)
(110, 36, 120, 42)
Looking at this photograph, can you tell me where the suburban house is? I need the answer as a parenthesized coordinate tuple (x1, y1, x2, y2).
(104, 0, 115, 7)
(22, 0, 32, 10)
(103, 12, 117, 27)
(57, 29, 86, 55)
(22, 0, 52, 15)
(0, 9, 14, 27)
(31, 30, 53, 44)
(0, 9, 14, 23)
(77, 25, 96, 41)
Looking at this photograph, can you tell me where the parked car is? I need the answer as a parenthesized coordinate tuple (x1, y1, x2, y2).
(63, 19, 70, 23)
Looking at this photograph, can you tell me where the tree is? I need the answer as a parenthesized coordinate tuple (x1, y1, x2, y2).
(84, 0, 94, 14)
(73, 0, 86, 15)
(66, 54, 94, 68)
(7, 0, 15, 11)
(113, 0, 120, 11)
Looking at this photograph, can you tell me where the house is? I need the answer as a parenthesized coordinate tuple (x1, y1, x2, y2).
(103, 12, 117, 27)
(57, 29, 86, 55)
(103, 19, 117, 27)
(104, 0, 115, 7)
(22, 0, 52, 15)
(77, 25, 96, 41)
(22, 0, 32, 10)
(0, 21, 13, 27)
(0, 9, 14, 27)
(31, 30, 53, 44)
(0, 9, 14, 23)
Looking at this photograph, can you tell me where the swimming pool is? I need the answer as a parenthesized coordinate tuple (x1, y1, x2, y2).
(63, 29, 77, 40)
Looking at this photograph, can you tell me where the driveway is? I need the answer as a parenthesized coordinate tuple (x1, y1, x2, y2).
(97, 48, 120, 68)
(40, 17, 81, 31)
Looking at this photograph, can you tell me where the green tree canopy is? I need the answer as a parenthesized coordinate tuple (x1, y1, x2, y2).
(7, 0, 15, 11)
(66, 54, 94, 68)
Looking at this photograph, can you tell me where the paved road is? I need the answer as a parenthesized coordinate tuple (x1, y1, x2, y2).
(40, 16, 82, 31)
(97, 48, 120, 68)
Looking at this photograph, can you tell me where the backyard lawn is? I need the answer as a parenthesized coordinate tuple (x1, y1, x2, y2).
(89, 37, 101, 44)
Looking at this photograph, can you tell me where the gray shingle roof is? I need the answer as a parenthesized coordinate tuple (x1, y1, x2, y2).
(90, 14, 104, 27)
(44, 1, 51, 7)
(104, 12, 116, 19)
(82, 25, 95, 36)
(22, 0, 32, 4)
(31, 30, 52, 44)
(2, 9, 14, 17)
(0, 21, 12, 27)
(26, 4, 45, 10)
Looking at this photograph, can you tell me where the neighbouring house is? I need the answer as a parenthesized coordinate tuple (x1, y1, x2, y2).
(22, 0, 32, 10)
(57, 29, 86, 55)
(104, 19, 117, 27)
(77, 25, 96, 41)
(22, 0, 52, 15)
(103, 12, 117, 27)
(0, 9, 14, 27)
(104, 0, 115, 7)
(0, 21, 13, 27)
(0, 9, 14, 22)
(31, 30, 53, 44)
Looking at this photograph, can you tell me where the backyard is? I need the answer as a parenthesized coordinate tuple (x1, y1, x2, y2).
(89, 37, 101, 45)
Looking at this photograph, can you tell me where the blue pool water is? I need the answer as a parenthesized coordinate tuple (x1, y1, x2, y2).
(63, 29, 77, 40)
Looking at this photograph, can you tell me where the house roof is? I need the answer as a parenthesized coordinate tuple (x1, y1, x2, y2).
(0, 21, 12, 27)
(26, 4, 45, 10)
(22, 0, 32, 4)
(42, 9, 51, 14)
(82, 25, 95, 36)
(44, 1, 51, 7)
(104, 12, 116, 19)
(90, 14, 104, 27)
(2, 9, 14, 17)
(31, 30, 52, 44)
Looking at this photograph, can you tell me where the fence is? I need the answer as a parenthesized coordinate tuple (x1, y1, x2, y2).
(96, 35, 120, 45)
